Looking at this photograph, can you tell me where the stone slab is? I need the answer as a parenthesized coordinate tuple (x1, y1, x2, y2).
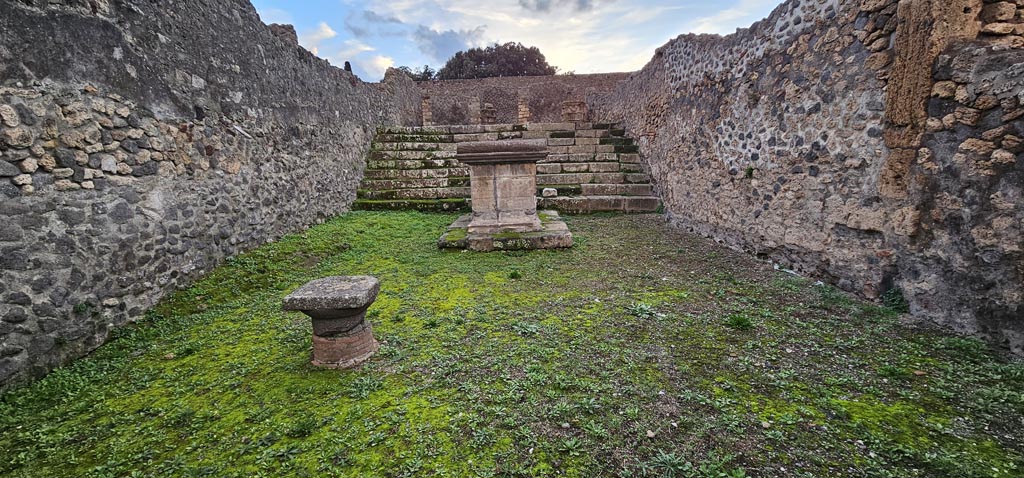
(283, 276, 380, 311)
(438, 211, 574, 252)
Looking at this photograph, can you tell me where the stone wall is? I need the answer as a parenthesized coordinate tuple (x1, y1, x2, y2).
(0, 0, 420, 390)
(591, 0, 1023, 353)
(418, 73, 630, 125)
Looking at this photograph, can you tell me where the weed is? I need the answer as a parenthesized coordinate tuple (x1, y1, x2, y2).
(725, 314, 754, 330)
(628, 302, 660, 320)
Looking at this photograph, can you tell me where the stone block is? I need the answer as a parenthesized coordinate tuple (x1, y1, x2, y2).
(581, 183, 653, 196)
(548, 138, 575, 146)
(537, 163, 562, 174)
(588, 162, 621, 172)
(561, 163, 589, 173)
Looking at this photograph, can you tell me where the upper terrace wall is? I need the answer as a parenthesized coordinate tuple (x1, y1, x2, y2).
(0, 0, 420, 389)
(591, 0, 1023, 353)
(418, 73, 629, 125)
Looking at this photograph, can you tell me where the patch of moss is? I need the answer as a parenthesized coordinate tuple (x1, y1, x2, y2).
(1, 212, 1021, 478)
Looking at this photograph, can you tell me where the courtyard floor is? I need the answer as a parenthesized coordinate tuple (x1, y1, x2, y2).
(1, 211, 1022, 478)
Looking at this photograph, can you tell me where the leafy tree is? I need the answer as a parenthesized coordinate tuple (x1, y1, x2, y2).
(396, 64, 437, 81)
(436, 42, 557, 80)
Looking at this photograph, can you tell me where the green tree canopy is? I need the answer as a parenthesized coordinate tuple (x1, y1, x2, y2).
(436, 42, 558, 80)
(395, 64, 437, 82)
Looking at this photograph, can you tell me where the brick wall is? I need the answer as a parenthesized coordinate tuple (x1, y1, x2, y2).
(418, 73, 630, 125)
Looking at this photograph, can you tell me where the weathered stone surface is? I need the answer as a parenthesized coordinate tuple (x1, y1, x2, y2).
(439, 211, 574, 251)
(590, 0, 1022, 354)
(283, 275, 381, 369)
(283, 276, 380, 312)
(359, 123, 659, 214)
(418, 74, 628, 125)
(0, 0, 420, 390)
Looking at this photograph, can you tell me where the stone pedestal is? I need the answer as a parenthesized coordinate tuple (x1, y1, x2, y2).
(439, 140, 573, 251)
(282, 276, 380, 369)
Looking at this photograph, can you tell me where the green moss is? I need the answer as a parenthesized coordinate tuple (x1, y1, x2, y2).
(1, 212, 1022, 478)
(443, 227, 467, 242)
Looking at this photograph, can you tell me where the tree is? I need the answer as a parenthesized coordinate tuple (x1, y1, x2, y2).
(396, 64, 436, 81)
(436, 42, 557, 80)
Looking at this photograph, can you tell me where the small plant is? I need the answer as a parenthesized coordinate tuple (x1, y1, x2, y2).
(286, 417, 318, 438)
(578, 397, 600, 414)
(881, 287, 910, 313)
(508, 270, 523, 280)
(558, 437, 584, 456)
(877, 364, 910, 379)
(512, 322, 541, 336)
(744, 166, 755, 179)
(347, 375, 382, 399)
(725, 313, 754, 330)
(627, 302, 659, 320)
(646, 450, 693, 477)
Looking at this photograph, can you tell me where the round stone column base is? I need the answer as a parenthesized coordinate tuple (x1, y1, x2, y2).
(311, 322, 380, 369)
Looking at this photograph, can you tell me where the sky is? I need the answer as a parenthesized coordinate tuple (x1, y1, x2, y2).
(250, 0, 784, 81)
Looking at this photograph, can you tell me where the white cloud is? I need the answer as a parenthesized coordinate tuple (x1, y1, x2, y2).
(337, 39, 376, 59)
(355, 55, 395, 80)
(298, 22, 338, 55)
(287, 0, 783, 76)
(256, 7, 292, 25)
(686, 0, 781, 35)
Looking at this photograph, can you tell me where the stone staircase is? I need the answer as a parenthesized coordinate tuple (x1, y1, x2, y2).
(354, 123, 660, 214)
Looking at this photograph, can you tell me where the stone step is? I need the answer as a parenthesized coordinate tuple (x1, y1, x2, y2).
(619, 162, 644, 173)
(525, 122, 577, 131)
(599, 137, 634, 146)
(619, 153, 641, 164)
(352, 198, 469, 212)
(536, 184, 583, 196)
(358, 187, 470, 200)
(366, 158, 461, 170)
(537, 195, 661, 214)
(537, 162, 623, 174)
(360, 177, 470, 190)
(363, 168, 469, 180)
(581, 183, 654, 196)
(537, 172, 626, 185)
(368, 150, 457, 161)
(625, 173, 651, 184)
(375, 133, 454, 143)
(377, 126, 453, 135)
(448, 124, 521, 134)
(372, 142, 457, 152)
(452, 131, 523, 142)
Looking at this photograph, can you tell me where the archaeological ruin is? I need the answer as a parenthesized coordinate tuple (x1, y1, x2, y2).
(0, 0, 1023, 475)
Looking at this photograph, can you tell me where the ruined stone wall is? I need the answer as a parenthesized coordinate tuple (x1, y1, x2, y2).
(418, 73, 630, 125)
(0, 0, 420, 389)
(591, 0, 1023, 353)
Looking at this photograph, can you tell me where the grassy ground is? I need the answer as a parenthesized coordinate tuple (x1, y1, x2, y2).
(1, 211, 1022, 478)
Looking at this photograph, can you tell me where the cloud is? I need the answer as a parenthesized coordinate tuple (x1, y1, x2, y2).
(298, 22, 338, 55)
(412, 25, 486, 62)
(345, 10, 406, 38)
(355, 55, 395, 79)
(686, 0, 781, 35)
(517, 0, 603, 13)
(256, 7, 292, 25)
(337, 39, 376, 59)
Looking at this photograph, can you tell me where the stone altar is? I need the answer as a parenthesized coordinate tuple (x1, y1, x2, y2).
(439, 140, 573, 251)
